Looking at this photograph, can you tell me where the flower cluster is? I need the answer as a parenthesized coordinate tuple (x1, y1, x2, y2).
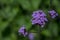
(18, 25, 34, 40)
(48, 10, 58, 19)
(18, 25, 28, 37)
(32, 10, 48, 27)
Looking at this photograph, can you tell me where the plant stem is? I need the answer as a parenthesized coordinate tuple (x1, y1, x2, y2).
(50, 0, 52, 9)
(37, 25, 41, 40)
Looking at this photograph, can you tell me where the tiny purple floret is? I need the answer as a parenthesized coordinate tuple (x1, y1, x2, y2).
(28, 33, 34, 40)
(18, 25, 28, 37)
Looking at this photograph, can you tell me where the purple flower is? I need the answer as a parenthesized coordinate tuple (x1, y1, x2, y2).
(32, 10, 46, 18)
(28, 33, 34, 40)
(32, 10, 48, 27)
(18, 25, 28, 37)
(48, 10, 58, 19)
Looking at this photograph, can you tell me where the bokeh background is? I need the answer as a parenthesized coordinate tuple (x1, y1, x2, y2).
(0, 0, 60, 40)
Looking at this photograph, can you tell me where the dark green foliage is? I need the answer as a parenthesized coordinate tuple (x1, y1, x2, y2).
(0, 0, 60, 40)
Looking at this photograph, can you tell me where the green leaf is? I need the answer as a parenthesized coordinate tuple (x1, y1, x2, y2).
(0, 7, 19, 31)
(53, 0, 59, 6)
(18, 0, 32, 10)
(31, 0, 41, 10)
(0, 0, 14, 4)
(48, 22, 58, 37)
(15, 15, 26, 26)
(10, 33, 17, 40)
(41, 29, 52, 37)
(25, 15, 32, 30)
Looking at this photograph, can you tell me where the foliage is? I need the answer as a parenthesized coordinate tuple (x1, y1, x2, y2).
(0, 0, 60, 40)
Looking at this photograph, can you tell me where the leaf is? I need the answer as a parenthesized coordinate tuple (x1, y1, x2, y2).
(10, 33, 17, 40)
(0, 7, 19, 31)
(18, 0, 32, 10)
(0, 0, 14, 4)
(41, 29, 52, 37)
(25, 15, 32, 30)
(53, 0, 59, 6)
(15, 15, 26, 26)
(31, 0, 41, 10)
(48, 22, 58, 37)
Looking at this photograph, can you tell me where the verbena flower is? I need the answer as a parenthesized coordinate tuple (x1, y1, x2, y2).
(18, 25, 28, 37)
(48, 10, 58, 19)
(28, 33, 34, 40)
(32, 10, 48, 27)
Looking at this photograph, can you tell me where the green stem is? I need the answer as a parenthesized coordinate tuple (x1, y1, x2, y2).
(37, 25, 41, 40)
(50, 0, 52, 9)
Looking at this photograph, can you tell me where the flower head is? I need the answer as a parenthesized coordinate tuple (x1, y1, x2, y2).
(18, 25, 28, 37)
(28, 33, 34, 40)
(48, 10, 58, 18)
(32, 10, 46, 18)
(32, 10, 48, 27)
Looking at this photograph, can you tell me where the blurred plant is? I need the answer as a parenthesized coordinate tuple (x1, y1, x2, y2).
(0, 0, 60, 40)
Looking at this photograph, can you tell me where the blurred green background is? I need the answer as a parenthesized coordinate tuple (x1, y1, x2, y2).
(0, 0, 60, 40)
